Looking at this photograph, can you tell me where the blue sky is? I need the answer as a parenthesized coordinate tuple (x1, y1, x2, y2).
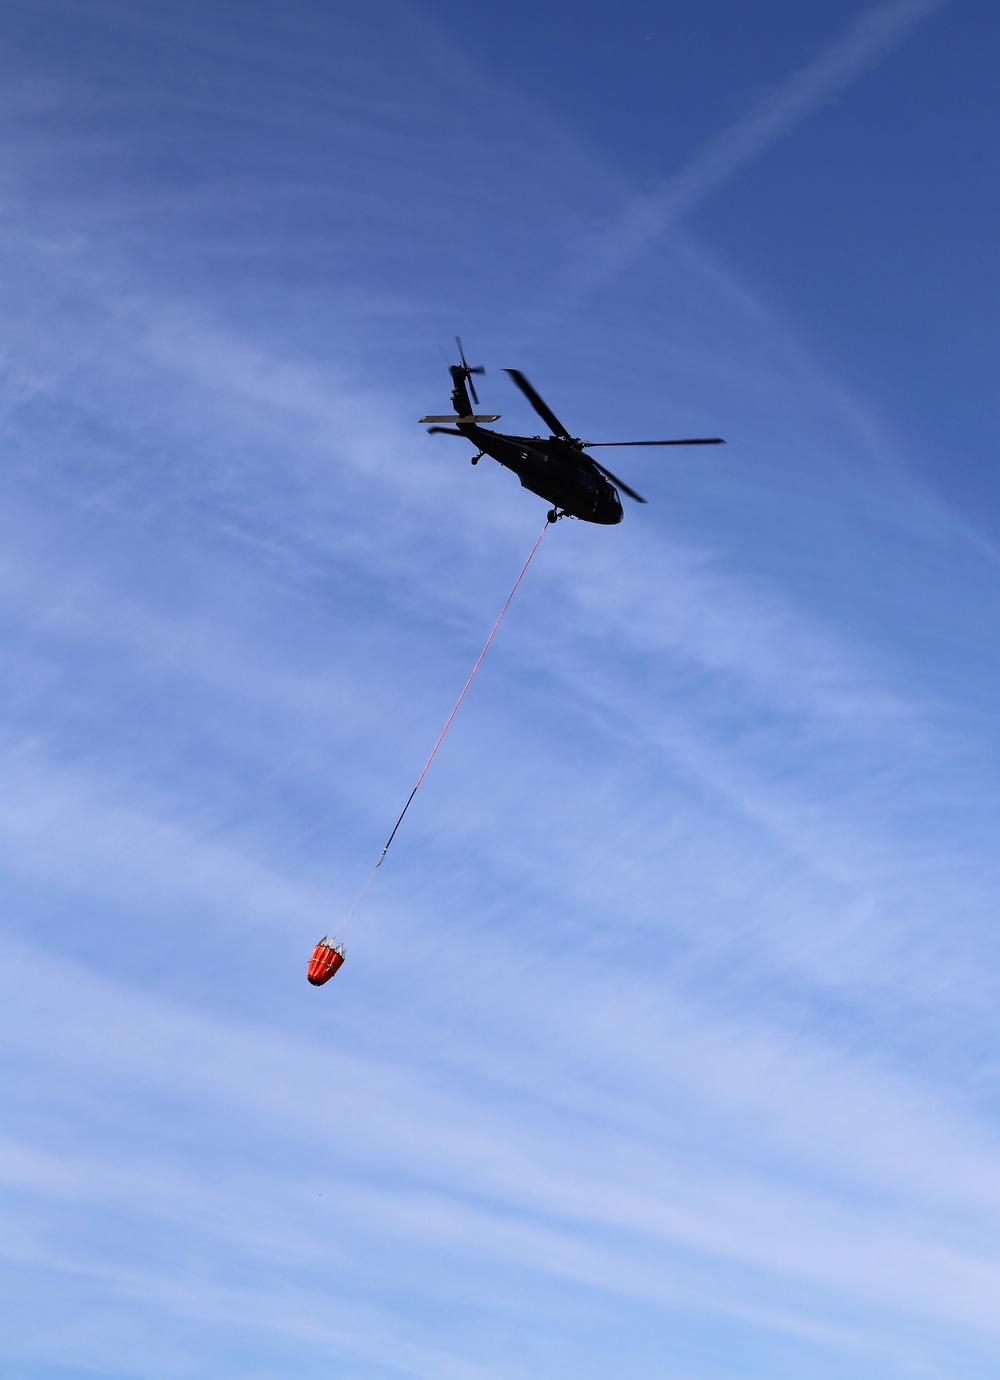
(2, 0, 1000, 1376)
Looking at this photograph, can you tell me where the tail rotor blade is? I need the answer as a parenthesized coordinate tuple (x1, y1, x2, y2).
(455, 336, 485, 404)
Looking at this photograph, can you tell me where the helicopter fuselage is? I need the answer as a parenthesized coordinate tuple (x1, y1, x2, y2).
(456, 422, 624, 525)
(423, 350, 724, 523)
(440, 364, 623, 524)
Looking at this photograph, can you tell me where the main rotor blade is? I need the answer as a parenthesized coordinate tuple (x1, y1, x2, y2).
(590, 459, 646, 504)
(504, 369, 572, 439)
(584, 437, 725, 447)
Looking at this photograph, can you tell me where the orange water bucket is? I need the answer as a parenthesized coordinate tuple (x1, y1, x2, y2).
(306, 937, 345, 986)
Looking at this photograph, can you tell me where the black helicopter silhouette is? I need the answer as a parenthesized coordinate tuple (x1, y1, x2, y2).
(421, 340, 724, 525)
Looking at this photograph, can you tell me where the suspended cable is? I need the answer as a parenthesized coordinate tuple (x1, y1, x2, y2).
(315, 519, 550, 966)
(376, 522, 548, 864)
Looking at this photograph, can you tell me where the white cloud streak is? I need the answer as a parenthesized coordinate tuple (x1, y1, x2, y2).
(559, 0, 946, 296)
(4, 933, 1000, 1375)
(1, 6, 998, 1377)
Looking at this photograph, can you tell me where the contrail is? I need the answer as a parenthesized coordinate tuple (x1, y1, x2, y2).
(558, 0, 946, 297)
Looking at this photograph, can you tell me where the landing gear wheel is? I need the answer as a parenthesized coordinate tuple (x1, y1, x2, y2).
(547, 508, 559, 524)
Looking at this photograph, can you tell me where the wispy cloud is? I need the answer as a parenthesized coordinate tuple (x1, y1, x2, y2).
(557, 0, 946, 297)
(1, 4, 999, 1377)
(4, 932, 1000, 1377)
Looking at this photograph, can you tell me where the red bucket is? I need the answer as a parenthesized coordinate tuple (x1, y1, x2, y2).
(306, 937, 345, 986)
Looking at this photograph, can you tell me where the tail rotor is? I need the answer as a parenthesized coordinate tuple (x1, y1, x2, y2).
(455, 336, 485, 405)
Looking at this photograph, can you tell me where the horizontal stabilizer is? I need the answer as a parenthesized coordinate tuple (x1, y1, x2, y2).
(419, 414, 500, 424)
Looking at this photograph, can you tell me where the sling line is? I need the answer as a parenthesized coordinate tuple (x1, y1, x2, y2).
(340, 520, 549, 930)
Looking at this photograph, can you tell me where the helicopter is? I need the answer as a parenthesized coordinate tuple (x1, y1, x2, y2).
(421, 340, 725, 525)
